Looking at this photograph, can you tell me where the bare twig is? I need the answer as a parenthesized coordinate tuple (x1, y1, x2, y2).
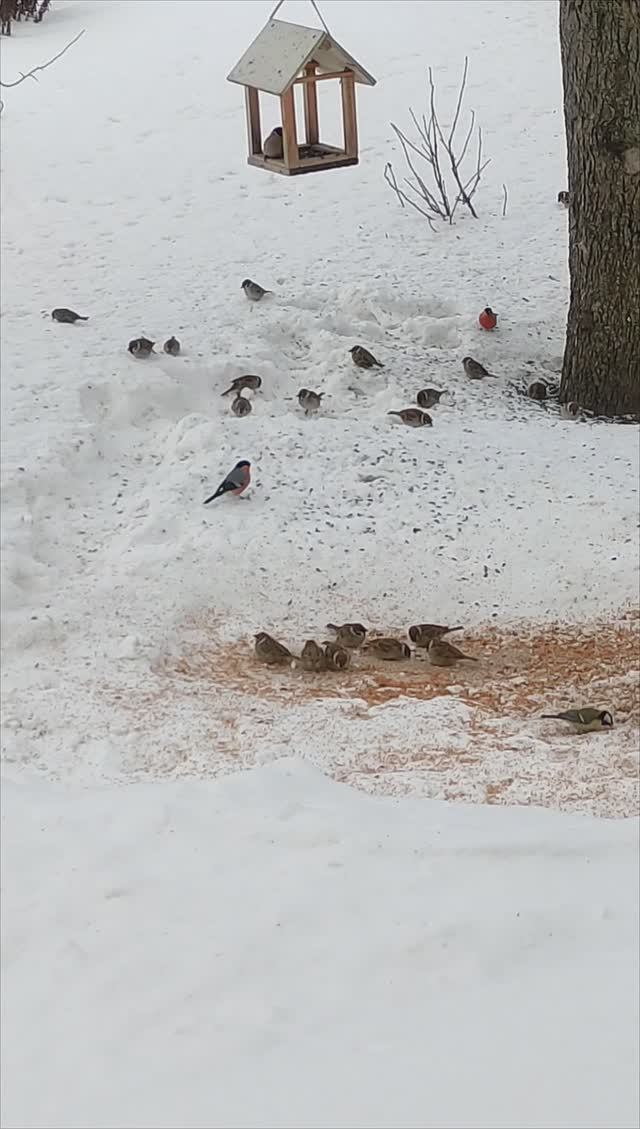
(0, 28, 85, 89)
(383, 163, 437, 230)
(502, 183, 508, 217)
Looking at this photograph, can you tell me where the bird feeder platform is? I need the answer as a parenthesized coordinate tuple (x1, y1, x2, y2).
(227, 18, 376, 176)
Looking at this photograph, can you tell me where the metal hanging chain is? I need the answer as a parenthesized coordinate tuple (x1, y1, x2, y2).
(268, 0, 331, 34)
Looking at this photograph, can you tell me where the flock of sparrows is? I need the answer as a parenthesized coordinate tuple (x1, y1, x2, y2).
(254, 620, 478, 672)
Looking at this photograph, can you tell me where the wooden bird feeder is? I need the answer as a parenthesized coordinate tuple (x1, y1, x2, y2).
(227, 15, 376, 176)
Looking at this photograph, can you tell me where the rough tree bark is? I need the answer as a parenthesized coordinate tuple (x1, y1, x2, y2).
(559, 0, 640, 417)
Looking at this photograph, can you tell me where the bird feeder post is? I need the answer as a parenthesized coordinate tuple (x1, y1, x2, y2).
(341, 70, 357, 158)
(245, 86, 262, 156)
(303, 61, 319, 146)
(279, 86, 300, 169)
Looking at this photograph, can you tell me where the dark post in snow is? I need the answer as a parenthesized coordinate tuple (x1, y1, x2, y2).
(559, 0, 640, 417)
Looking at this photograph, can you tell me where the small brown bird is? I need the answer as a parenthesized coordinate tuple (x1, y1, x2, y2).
(367, 637, 411, 661)
(463, 356, 495, 379)
(324, 641, 351, 670)
(298, 389, 324, 415)
(221, 375, 262, 397)
(263, 126, 284, 159)
(128, 337, 155, 358)
(51, 308, 88, 323)
(350, 345, 384, 369)
(299, 640, 326, 672)
(416, 388, 445, 410)
(408, 624, 463, 647)
(560, 401, 580, 420)
(163, 336, 180, 356)
(388, 408, 432, 427)
(557, 190, 570, 207)
(231, 393, 252, 417)
(254, 631, 293, 666)
(242, 279, 271, 302)
(528, 381, 548, 401)
(428, 637, 477, 667)
(326, 622, 367, 649)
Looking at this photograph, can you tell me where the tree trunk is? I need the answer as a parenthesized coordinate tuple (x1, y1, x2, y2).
(559, 0, 640, 417)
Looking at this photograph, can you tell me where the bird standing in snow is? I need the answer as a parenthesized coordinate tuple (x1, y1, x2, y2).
(366, 637, 411, 661)
(350, 345, 384, 369)
(560, 401, 581, 420)
(463, 356, 495, 379)
(221, 375, 262, 397)
(408, 624, 463, 648)
(299, 640, 326, 672)
(203, 460, 251, 503)
(163, 336, 180, 355)
(416, 388, 445, 410)
(326, 623, 367, 650)
(298, 389, 324, 415)
(528, 381, 548, 401)
(52, 308, 88, 323)
(242, 278, 271, 302)
(388, 408, 432, 427)
(324, 642, 351, 670)
(128, 337, 155, 358)
(557, 190, 570, 207)
(231, 394, 252, 417)
(479, 307, 498, 330)
(254, 632, 293, 666)
(428, 637, 477, 667)
(540, 708, 613, 733)
(263, 127, 284, 159)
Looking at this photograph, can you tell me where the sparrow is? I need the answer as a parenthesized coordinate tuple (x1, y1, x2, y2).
(254, 631, 293, 666)
(51, 308, 88, 323)
(416, 388, 445, 410)
(388, 408, 432, 427)
(463, 356, 495, 379)
(242, 278, 271, 302)
(231, 394, 252, 417)
(528, 381, 548, 401)
(323, 642, 351, 670)
(163, 336, 180, 356)
(298, 388, 324, 415)
(408, 623, 463, 647)
(350, 345, 384, 369)
(479, 307, 498, 330)
(221, 374, 262, 397)
(263, 126, 284, 159)
(128, 337, 155, 357)
(557, 190, 570, 207)
(203, 459, 251, 503)
(428, 637, 477, 666)
(540, 708, 613, 733)
(560, 401, 580, 419)
(326, 622, 367, 649)
(367, 637, 411, 661)
(299, 640, 326, 672)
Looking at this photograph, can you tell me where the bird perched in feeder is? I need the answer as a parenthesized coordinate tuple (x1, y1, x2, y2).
(541, 708, 613, 733)
(128, 337, 155, 358)
(416, 388, 445, 410)
(557, 190, 570, 207)
(298, 389, 324, 415)
(51, 308, 88, 323)
(254, 631, 293, 666)
(560, 401, 581, 420)
(263, 126, 284, 159)
(326, 622, 367, 650)
(231, 394, 252, 417)
(163, 336, 180, 356)
(428, 637, 477, 667)
(299, 640, 326, 672)
(408, 623, 463, 648)
(479, 307, 498, 330)
(221, 374, 262, 397)
(324, 642, 351, 670)
(388, 408, 432, 427)
(463, 356, 496, 379)
(350, 345, 384, 369)
(366, 637, 411, 661)
(528, 381, 548, 401)
(242, 278, 271, 302)
(203, 460, 251, 503)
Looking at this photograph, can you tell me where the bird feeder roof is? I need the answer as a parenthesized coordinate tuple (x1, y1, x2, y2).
(227, 18, 376, 96)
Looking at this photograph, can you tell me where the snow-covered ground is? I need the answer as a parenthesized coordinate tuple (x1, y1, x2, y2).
(1, 2, 639, 1126)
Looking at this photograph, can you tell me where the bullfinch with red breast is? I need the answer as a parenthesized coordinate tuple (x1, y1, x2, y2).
(204, 460, 251, 504)
(479, 307, 498, 330)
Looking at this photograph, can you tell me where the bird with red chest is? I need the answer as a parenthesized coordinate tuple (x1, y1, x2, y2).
(479, 307, 498, 330)
(204, 460, 251, 504)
